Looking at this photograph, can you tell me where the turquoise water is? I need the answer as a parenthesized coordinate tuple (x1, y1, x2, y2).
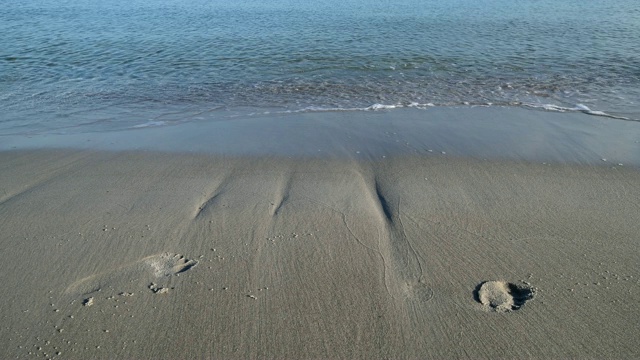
(1, 0, 639, 134)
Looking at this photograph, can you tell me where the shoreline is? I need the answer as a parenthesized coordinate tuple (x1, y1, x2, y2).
(2, 107, 639, 166)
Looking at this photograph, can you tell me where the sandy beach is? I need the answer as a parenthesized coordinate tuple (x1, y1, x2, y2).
(1, 108, 639, 358)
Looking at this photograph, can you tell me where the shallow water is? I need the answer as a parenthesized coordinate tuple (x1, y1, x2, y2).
(1, 0, 639, 134)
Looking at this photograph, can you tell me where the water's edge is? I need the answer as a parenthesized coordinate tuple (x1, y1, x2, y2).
(2, 107, 639, 167)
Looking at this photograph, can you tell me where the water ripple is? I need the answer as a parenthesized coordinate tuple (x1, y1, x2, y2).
(1, 0, 639, 133)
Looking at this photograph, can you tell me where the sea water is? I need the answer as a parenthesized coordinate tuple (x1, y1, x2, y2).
(1, 0, 639, 135)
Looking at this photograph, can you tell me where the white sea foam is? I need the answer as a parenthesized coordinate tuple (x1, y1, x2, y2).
(132, 121, 167, 129)
(523, 103, 630, 120)
(367, 103, 399, 110)
(277, 102, 439, 115)
(273, 101, 635, 123)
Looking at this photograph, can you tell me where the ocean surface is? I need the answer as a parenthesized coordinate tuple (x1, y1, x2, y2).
(1, 0, 639, 135)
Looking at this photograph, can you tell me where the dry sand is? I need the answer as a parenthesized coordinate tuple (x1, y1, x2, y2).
(1, 108, 639, 358)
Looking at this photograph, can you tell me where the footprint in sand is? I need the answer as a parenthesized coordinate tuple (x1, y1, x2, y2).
(146, 253, 198, 277)
(66, 252, 198, 296)
(475, 280, 535, 312)
(402, 281, 434, 302)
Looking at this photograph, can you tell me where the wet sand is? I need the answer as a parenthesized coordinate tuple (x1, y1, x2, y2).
(1, 108, 639, 358)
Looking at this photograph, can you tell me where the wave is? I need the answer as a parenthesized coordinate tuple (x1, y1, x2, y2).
(243, 101, 637, 123)
(521, 103, 633, 121)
